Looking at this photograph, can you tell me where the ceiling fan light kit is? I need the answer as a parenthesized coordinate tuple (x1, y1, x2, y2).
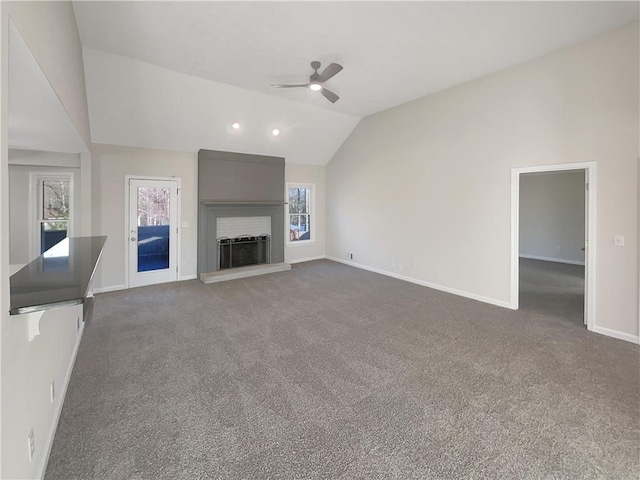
(271, 61, 343, 103)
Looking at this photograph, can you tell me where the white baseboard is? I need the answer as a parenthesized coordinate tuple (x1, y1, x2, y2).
(326, 257, 512, 309)
(38, 316, 86, 479)
(519, 254, 585, 266)
(288, 255, 327, 264)
(592, 326, 639, 344)
(93, 284, 126, 294)
(95, 275, 197, 293)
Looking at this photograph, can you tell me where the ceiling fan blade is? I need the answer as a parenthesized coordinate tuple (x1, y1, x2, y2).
(318, 63, 343, 82)
(271, 83, 309, 88)
(321, 87, 339, 104)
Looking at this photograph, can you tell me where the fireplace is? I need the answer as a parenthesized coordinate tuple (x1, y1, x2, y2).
(218, 235, 270, 269)
(197, 149, 286, 277)
(198, 202, 285, 274)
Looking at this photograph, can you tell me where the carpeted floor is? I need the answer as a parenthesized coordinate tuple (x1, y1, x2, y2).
(45, 260, 639, 479)
(519, 257, 585, 327)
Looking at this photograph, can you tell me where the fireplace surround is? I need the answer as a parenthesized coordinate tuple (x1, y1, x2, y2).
(197, 150, 286, 276)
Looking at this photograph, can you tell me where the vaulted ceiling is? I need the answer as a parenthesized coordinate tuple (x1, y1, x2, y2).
(9, 2, 639, 163)
(73, 1, 639, 117)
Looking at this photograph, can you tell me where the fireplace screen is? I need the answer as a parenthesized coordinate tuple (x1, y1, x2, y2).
(218, 235, 270, 270)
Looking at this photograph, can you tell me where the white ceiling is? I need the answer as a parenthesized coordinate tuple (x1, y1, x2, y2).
(73, 1, 639, 118)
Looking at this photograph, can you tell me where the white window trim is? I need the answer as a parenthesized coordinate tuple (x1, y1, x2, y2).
(29, 172, 74, 258)
(286, 182, 316, 246)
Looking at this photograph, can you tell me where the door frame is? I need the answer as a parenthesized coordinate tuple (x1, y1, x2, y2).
(125, 175, 181, 289)
(510, 162, 596, 332)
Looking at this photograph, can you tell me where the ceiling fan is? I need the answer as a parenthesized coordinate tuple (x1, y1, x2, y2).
(271, 61, 343, 103)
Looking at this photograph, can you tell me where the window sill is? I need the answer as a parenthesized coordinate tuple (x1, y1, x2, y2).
(286, 240, 316, 247)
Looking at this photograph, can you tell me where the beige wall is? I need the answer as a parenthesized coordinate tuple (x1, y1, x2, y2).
(91, 144, 198, 291)
(285, 163, 326, 263)
(520, 171, 586, 264)
(327, 23, 639, 339)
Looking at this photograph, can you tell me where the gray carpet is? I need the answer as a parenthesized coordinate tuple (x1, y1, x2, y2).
(519, 258, 585, 327)
(45, 260, 639, 479)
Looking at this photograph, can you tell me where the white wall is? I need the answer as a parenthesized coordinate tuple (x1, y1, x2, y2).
(1, 305, 84, 480)
(0, 2, 8, 472)
(91, 144, 198, 291)
(1, 3, 91, 477)
(327, 23, 639, 340)
(520, 171, 586, 264)
(82, 48, 360, 166)
(285, 163, 326, 263)
(5, 1, 91, 148)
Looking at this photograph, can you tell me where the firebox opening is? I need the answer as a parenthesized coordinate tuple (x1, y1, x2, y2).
(218, 234, 270, 270)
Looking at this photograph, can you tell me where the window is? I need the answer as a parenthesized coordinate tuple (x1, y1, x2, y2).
(287, 184, 314, 243)
(34, 174, 73, 254)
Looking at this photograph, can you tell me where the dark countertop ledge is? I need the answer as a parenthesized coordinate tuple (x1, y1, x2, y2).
(10, 236, 107, 315)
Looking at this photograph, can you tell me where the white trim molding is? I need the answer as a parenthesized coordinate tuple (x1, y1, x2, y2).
(288, 255, 326, 264)
(93, 284, 126, 294)
(327, 256, 512, 309)
(511, 162, 597, 333)
(592, 326, 639, 345)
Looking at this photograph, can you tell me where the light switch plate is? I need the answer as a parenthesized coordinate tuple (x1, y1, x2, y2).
(613, 235, 624, 247)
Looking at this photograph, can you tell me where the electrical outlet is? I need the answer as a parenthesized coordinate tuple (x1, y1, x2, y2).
(27, 429, 35, 462)
(398, 264, 404, 272)
(556, 246, 561, 252)
(346, 252, 353, 260)
(50, 382, 55, 404)
(613, 235, 625, 247)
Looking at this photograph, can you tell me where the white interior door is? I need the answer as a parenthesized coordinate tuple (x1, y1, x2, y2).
(128, 179, 178, 288)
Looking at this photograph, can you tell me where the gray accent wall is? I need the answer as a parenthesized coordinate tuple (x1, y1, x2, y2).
(198, 150, 286, 274)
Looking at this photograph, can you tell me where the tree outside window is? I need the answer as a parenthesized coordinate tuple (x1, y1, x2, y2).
(288, 185, 313, 242)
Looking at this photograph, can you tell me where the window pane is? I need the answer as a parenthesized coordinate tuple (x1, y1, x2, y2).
(299, 188, 308, 213)
(137, 187, 171, 272)
(43, 180, 70, 220)
(41, 221, 68, 253)
(289, 188, 299, 214)
(289, 187, 311, 214)
(137, 187, 171, 226)
(290, 214, 299, 241)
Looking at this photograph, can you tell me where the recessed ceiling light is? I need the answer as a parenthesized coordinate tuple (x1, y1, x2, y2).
(272, 128, 280, 136)
(231, 122, 240, 129)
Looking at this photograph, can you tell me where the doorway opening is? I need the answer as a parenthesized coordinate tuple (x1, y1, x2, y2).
(511, 163, 596, 331)
(127, 177, 180, 288)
